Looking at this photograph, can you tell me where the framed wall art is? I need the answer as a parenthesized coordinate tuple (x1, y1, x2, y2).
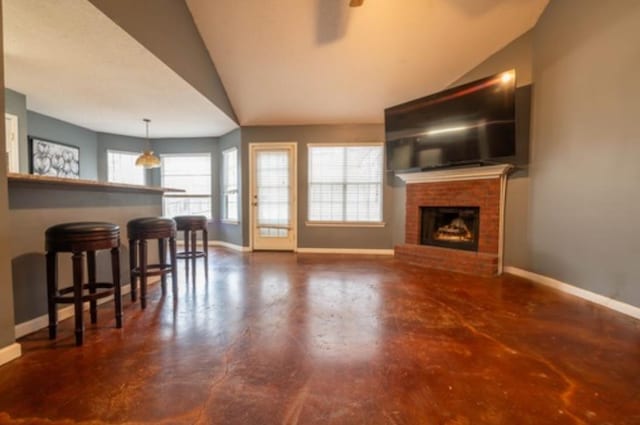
(29, 136, 80, 179)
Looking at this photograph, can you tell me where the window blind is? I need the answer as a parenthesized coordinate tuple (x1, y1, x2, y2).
(222, 148, 238, 221)
(107, 150, 145, 186)
(161, 154, 212, 218)
(308, 145, 383, 222)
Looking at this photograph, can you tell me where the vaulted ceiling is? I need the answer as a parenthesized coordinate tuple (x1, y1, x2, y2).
(3, 0, 237, 138)
(186, 0, 549, 126)
(3, 0, 549, 137)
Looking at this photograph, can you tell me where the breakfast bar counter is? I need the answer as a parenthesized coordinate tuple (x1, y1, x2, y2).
(7, 173, 179, 332)
(7, 173, 181, 194)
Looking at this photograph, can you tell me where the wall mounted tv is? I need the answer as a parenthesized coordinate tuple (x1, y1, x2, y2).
(385, 70, 516, 172)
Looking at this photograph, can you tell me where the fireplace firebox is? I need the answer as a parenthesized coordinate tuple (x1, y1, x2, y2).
(421, 206, 480, 252)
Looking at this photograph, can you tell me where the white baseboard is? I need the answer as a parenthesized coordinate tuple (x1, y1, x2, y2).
(296, 248, 395, 255)
(15, 282, 141, 339)
(175, 239, 250, 252)
(504, 266, 640, 321)
(0, 343, 21, 366)
(207, 240, 251, 252)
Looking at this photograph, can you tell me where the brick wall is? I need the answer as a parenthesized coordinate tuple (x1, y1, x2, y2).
(396, 178, 501, 277)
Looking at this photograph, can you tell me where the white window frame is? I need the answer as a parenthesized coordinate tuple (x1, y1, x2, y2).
(307, 143, 385, 227)
(160, 153, 212, 219)
(222, 147, 239, 223)
(106, 149, 146, 185)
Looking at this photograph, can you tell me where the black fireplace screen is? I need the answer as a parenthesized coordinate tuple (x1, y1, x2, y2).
(421, 206, 480, 252)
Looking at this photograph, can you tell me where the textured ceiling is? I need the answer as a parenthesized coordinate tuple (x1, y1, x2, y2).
(3, 0, 238, 138)
(187, 0, 549, 126)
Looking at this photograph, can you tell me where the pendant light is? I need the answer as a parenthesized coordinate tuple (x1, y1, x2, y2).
(135, 118, 161, 168)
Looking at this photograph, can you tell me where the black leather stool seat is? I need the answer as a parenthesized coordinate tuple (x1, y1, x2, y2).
(127, 217, 176, 240)
(174, 215, 207, 231)
(46, 222, 120, 252)
(127, 217, 177, 309)
(45, 221, 122, 346)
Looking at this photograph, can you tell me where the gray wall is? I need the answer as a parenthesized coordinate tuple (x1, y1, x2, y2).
(96, 132, 148, 182)
(241, 125, 393, 249)
(4, 88, 28, 173)
(89, 0, 237, 123)
(529, 0, 640, 306)
(0, 6, 17, 349)
(389, 173, 406, 247)
(217, 129, 243, 246)
(27, 111, 98, 180)
(449, 30, 534, 269)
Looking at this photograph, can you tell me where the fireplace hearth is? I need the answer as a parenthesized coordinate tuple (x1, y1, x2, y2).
(421, 207, 479, 252)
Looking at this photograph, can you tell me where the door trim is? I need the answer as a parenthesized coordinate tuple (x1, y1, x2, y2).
(5, 113, 19, 173)
(248, 142, 298, 251)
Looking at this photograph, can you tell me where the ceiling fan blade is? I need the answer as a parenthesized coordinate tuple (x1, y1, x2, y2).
(349, 0, 364, 7)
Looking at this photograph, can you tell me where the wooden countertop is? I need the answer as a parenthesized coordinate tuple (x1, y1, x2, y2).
(7, 173, 184, 194)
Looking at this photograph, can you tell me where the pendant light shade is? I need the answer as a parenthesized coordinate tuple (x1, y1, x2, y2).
(135, 150, 161, 168)
(135, 118, 161, 169)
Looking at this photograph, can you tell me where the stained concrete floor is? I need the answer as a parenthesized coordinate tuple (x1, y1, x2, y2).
(0, 249, 639, 424)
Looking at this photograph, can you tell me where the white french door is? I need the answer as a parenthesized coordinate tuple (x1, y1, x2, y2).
(249, 143, 297, 251)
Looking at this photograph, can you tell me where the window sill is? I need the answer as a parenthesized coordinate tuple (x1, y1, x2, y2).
(305, 221, 386, 228)
(221, 220, 240, 225)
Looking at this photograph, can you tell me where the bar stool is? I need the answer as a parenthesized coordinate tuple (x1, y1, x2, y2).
(174, 215, 208, 277)
(45, 222, 122, 346)
(127, 217, 177, 309)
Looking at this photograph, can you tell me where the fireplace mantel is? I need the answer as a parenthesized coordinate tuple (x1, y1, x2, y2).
(396, 164, 513, 184)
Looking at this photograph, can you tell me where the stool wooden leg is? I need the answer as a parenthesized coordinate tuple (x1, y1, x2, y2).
(158, 238, 167, 295)
(191, 229, 197, 280)
(170, 236, 178, 295)
(46, 251, 58, 340)
(87, 250, 97, 324)
(72, 251, 84, 346)
(111, 247, 122, 328)
(139, 239, 147, 309)
(129, 239, 137, 302)
(203, 228, 209, 281)
(184, 230, 190, 276)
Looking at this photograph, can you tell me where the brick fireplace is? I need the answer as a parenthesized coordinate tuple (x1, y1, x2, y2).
(395, 164, 512, 277)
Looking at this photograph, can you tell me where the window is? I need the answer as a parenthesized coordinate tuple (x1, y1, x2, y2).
(107, 150, 145, 185)
(161, 154, 212, 218)
(222, 148, 239, 222)
(308, 144, 383, 223)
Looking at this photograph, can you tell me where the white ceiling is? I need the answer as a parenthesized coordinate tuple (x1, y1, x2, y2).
(187, 0, 549, 126)
(3, 0, 549, 138)
(3, 0, 238, 138)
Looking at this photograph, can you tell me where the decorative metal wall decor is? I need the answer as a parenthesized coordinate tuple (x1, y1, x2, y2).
(29, 137, 80, 179)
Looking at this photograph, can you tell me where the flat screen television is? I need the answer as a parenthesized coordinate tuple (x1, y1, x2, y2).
(385, 70, 516, 172)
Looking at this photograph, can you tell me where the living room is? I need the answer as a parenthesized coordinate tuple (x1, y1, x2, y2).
(0, 0, 638, 423)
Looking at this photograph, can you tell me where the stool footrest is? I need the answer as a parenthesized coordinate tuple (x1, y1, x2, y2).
(131, 264, 174, 278)
(54, 283, 116, 304)
(176, 251, 206, 259)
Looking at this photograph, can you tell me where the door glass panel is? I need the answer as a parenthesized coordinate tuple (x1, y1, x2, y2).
(256, 150, 290, 238)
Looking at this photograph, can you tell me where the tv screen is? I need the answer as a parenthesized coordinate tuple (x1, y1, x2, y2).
(385, 70, 516, 172)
